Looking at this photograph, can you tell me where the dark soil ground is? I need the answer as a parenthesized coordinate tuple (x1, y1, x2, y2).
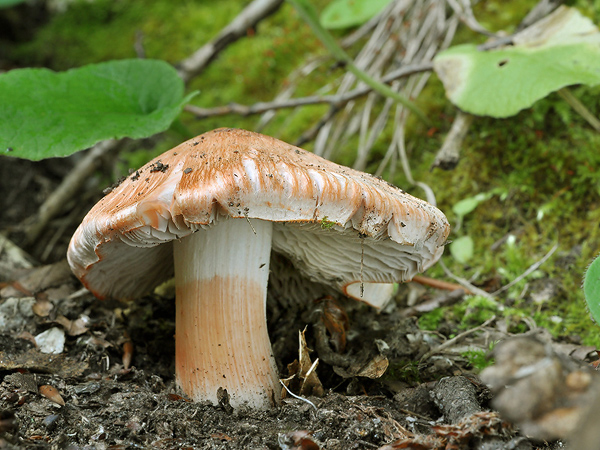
(2, 156, 599, 450)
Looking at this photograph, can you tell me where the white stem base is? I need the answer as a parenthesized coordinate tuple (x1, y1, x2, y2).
(174, 218, 279, 409)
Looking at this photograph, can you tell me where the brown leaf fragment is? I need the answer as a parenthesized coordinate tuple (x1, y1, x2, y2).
(279, 430, 321, 450)
(317, 296, 349, 353)
(217, 387, 233, 414)
(379, 411, 512, 450)
(123, 340, 134, 370)
(0, 349, 88, 378)
(54, 314, 89, 336)
(356, 354, 389, 379)
(32, 296, 54, 317)
(332, 354, 390, 379)
(0, 260, 73, 299)
(167, 393, 191, 402)
(376, 436, 438, 450)
(39, 385, 65, 406)
(210, 433, 233, 441)
(282, 329, 324, 399)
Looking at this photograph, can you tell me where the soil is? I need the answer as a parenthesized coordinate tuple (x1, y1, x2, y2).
(1, 152, 598, 450)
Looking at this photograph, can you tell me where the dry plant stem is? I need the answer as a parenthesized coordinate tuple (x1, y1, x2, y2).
(490, 242, 558, 297)
(25, 139, 118, 245)
(184, 62, 433, 120)
(431, 111, 474, 171)
(439, 260, 493, 299)
(431, 376, 481, 423)
(517, 0, 563, 31)
(557, 88, 600, 132)
(446, 0, 495, 36)
(411, 275, 470, 293)
(177, 0, 284, 83)
(401, 289, 466, 317)
(420, 315, 496, 361)
(174, 218, 279, 409)
(314, 0, 456, 163)
(0, 233, 36, 271)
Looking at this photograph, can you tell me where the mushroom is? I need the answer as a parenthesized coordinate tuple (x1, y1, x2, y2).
(67, 128, 450, 409)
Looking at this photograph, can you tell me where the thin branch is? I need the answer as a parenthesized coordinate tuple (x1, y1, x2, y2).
(184, 61, 433, 120)
(401, 288, 467, 317)
(287, 0, 430, 124)
(411, 275, 471, 293)
(446, 0, 496, 37)
(431, 110, 474, 171)
(420, 315, 497, 361)
(490, 242, 559, 297)
(25, 140, 119, 245)
(517, 0, 563, 31)
(439, 259, 494, 299)
(177, 0, 285, 83)
(557, 88, 600, 132)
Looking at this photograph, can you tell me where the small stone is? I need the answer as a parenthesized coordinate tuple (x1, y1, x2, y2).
(35, 327, 65, 354)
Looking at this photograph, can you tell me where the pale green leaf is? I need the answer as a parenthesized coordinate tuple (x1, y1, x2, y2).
(584, 255, 600, 324)
(321, 0, 394, 30)
(450, 236, 474, 264)
(433, 6, 600, 118)
(452, 192, 492, 218)
(1, 59, 197, 160)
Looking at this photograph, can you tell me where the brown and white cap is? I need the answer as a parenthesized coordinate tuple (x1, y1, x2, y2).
(68, 128, 449, 308)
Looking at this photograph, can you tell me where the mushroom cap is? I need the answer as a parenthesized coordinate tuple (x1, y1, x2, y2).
(67, 128, 450, 306)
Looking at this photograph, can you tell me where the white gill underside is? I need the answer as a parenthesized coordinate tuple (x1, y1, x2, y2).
(271, 222, 428, 308)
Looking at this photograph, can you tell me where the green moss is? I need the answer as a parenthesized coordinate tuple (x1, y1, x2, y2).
(383, 360, 422, 385)
(11, 0, 246, 69)
(418, 308, 445, 331)
(453, 296, 499, 330)
(320, 216, 336, 229)
(9, 0, 600, 347)
(461, 347, 495, 371)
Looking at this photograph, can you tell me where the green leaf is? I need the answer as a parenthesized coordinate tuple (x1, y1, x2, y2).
(450, 236, 474, 264)
(321, 0, 394, 30)
(584, 255, 600, 324)
(1, 59, 197, 160)
(287, 0, 430, 125)
(452, 192, 493, 218)
(433, 6, 600, 118)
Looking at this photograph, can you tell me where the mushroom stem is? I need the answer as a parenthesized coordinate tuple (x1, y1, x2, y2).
(173, 218, 279, 409)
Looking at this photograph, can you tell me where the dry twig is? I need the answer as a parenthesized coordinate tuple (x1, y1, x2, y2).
(420, 315, 496, 361)
(431, 110, 474, 171)
(401, 289, 467, 317)
(184, 62, 433, 120)
(25, 139, 119, 245)
(177, 0, 284, 83)
(490, 242, 559, 297)
(411, 275, 469, 293)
